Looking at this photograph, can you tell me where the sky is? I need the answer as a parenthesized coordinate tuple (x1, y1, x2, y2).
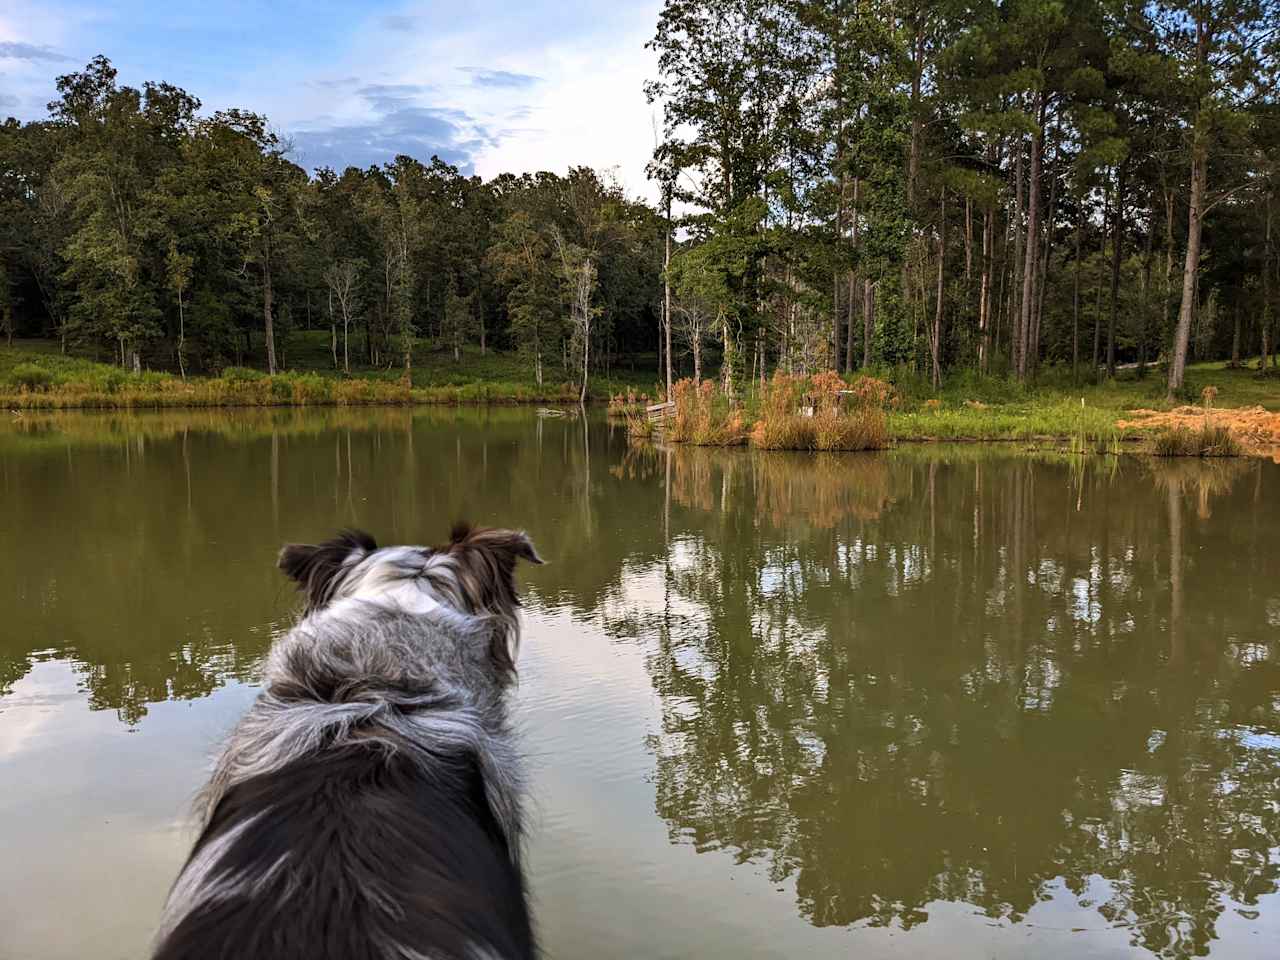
(0, 0, 665, 197)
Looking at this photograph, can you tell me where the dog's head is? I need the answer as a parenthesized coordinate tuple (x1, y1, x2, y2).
(278, 524, 543, 673)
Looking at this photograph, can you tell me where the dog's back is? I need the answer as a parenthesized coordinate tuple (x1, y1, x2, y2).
(153, 742, 533, 959)
(154, 527, 541, 960)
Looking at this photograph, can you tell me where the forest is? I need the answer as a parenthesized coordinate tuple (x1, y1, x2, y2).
(1, 0, 1278, 400)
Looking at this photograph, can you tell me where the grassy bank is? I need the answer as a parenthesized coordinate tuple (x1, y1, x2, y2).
(5, 339, 1278, 455)
(0, 338, 653, 408)
(638, 361, 1279, 456)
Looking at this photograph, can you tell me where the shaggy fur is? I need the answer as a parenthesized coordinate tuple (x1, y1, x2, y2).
(153, 524, 542, 960)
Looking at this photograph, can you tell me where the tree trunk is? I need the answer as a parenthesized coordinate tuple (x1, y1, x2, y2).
(177, 290, 187, 380)
(1072, 205, 1082, 384)
(328, 287, 337, 369)
(931, 187, 946, 389)
(833, 165, 847, 372)
(1138, 206, 1154, 377)
(721, 311, 735, 399)
(1264, 194, 1274, 369)
(1230, 299, 1242, 367)
(262, 260, 277, 375)
(1168, 144, 1207, 397)
(1162, 187, 1175, 361)
(1012, 135, 1026, 373)
(1107, 163, 1126, 378)
(663, 193, 673, 397)
(1016, 107, 1042, 382)
(862, 279, 874, 369)
(1031, 149, 1057, 378)
(964, 196, 973, 280)
(979, 207, 994, 373)
(902, 23, 924, 314)
(844, 270, 857, 372)
(1093, 179, 1108, 378)
(844, 177, 860, 372)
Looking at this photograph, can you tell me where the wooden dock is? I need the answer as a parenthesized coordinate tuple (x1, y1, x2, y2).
(646, 400, 676, 424)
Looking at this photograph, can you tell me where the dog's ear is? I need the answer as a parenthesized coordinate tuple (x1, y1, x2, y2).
(278, 529, 377, 613)
(445, 524, 541, 679)
(444, 524, 542, 614)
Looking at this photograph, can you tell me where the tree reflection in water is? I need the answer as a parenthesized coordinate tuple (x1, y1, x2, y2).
(611, 447, 1278, 958)
(2, 413, 1277, 957)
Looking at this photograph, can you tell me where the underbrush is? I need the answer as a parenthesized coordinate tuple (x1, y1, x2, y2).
(1152, 424, 1243, 457)
(667, 379, 747, 445)
(0, 344, 585, 408)
(665, 372, 890, 451)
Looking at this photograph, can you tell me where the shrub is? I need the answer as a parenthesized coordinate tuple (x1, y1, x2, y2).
(668, 378, 745, 445)
(221, 366, 264, 383)
(750, 372, 814, 449)
(845, 374, 899, 409)
(625, 412, 655, 440)
(812, 406, 889, 451)
(1152, 424, 1242, 457)
(749, 371, 891, 451)
(290, 373, 333, 404)
(9, 363, 52, 391)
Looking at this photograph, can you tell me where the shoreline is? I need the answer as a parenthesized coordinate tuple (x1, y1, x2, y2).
(6, 401, 1277, 459)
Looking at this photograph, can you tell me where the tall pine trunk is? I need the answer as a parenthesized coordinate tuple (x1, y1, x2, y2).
(1106, 163, 1126, 379)
(1072, 205, 1082, 384)
(1168, 144, 1207, 397)
(1138, 206, 1154, 376)
(979, 208, 994, 373)
(1011, 135, 1025, 373)
(663, 192, 673, 397)
(862, 280, 874, 369)
(1016, 104, 1043, 382)
(1264, 194, 1274, 369)
(931, 188, 946, 388)
(262, 258, 277, 374)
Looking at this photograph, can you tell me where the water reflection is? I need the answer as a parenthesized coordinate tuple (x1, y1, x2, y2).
(1, 411, 1278, 958)
(610, 448, 1278, 958)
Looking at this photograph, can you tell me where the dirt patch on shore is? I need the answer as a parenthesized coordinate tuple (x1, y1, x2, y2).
(1118, 405, 1280, 456)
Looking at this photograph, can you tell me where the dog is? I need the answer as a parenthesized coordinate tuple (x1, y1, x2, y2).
(153, 524, 542, 960)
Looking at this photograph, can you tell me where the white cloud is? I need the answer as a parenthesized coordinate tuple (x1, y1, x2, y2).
(271, 0, 664, 198)
(1, 0, 666, 199)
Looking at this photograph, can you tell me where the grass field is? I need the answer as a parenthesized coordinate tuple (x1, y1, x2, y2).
(3, 338, 1278, 453)
(0, 335, 657, 408)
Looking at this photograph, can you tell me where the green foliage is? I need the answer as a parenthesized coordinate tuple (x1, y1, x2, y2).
(8, 362, 52, 390)
(220, 366, 264, 383)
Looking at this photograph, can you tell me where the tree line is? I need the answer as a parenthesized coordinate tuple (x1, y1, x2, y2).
(0, 57, 664, 399)
(648, 0, 1279, 397)
(2, 1, 1279, 400)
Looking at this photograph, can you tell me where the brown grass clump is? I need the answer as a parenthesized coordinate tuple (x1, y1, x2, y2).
(748, 370, 889, 451)
(625, 412, 655, 440)
(1151, 424, 1242, 457)
(811, 405, 889, 451)
(668, 379, 746, 446)
(750, 373, 815, 449)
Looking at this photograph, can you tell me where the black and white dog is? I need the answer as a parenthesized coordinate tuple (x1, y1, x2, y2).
(153, 525, 542, 960)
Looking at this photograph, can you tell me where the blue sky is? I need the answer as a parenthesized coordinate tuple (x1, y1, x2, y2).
(0, 0, 663, 194)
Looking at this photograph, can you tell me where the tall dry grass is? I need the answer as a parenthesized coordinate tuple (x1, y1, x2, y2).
(667, 379, 747, 445)
(749, 371, 889, 451)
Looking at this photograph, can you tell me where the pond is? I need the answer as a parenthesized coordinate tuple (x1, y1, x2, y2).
(1, 408, 1277, 960)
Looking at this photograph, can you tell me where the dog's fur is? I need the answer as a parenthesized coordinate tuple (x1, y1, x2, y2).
(153, 524, 542, 960)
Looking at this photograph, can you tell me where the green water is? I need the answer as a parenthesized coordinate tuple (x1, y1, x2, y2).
(1, 408, 1277, 960)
